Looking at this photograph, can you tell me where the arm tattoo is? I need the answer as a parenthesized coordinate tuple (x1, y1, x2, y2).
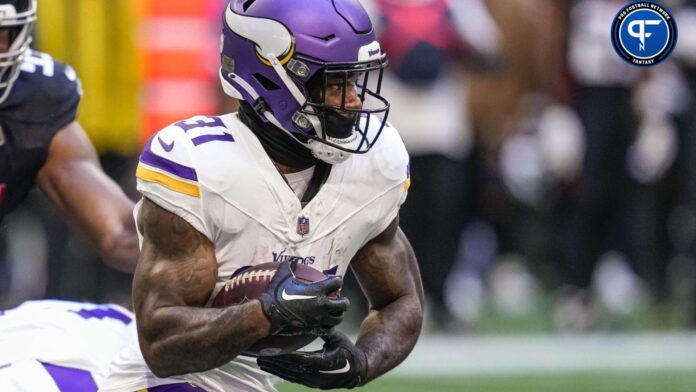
(350, 217, 424, 383)
(133, 198, 270, 377)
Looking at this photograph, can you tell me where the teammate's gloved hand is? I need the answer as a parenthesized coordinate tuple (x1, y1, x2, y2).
(257, 329, 368, 390)
(258, 260, 349, 335)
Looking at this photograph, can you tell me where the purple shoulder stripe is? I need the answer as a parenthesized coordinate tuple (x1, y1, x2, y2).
(140, 136, 198, 182)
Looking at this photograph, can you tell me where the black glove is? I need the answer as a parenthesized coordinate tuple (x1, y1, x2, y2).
(257, 329, 368, 390)
(258, 260, 349, 335)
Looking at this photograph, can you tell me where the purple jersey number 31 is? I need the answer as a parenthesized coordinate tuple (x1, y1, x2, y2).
(175, 116, 235, 146)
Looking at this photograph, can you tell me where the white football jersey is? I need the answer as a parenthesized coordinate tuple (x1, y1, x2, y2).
(101, 113, 409, 392)
(0, 300, 135, 392)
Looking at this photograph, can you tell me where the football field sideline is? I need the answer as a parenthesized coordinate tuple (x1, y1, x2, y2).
(281, 333, 696, 392)
(387, 332, 696, 376)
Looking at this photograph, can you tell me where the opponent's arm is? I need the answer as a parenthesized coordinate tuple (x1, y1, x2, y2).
(258, 217, 424, 388)
(134, 197, 271, 377)
(352, 217, 424, 382)
(36, 121, 138, 272)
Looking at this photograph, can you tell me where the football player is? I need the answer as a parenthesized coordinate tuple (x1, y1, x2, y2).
(0, 0, 138, 272)
(101, 0, 424, 391)
(0, 300, 134, 391)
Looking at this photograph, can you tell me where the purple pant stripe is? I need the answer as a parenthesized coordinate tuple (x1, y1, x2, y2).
(41, 363, 97, 392)
(147, 383, 208, 391)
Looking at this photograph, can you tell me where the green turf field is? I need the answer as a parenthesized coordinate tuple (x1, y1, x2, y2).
(278, 371, 696, 392)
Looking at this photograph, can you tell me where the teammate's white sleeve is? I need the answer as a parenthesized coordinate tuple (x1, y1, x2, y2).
(0, 300, 135, 392)
(136, 124, 214, 241)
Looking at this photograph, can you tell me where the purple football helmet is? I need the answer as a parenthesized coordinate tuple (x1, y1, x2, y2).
(0, 0, 36, 104)
(220, 0, 390, 164)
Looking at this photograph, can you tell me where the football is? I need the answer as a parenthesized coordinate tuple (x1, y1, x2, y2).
(212, 262, 334, 356)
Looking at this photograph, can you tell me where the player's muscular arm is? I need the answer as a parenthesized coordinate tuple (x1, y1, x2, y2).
(351, 217, 424, 383)
(37, 121, 138, 272)
(135, 197, 271, 378)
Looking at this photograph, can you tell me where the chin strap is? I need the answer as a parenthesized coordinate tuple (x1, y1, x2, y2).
(306, 139, 352, 164)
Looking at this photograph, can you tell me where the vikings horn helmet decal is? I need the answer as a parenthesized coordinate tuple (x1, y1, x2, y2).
(223, 9, 295, 67)
(220, 0, 390, 164)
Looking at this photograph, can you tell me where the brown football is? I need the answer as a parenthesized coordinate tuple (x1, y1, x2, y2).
(212, 262, 334, 356)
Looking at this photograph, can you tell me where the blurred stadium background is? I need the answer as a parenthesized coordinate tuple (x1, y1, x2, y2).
(2, 0, 696, 390)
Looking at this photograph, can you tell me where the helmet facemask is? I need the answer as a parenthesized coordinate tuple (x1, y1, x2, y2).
(0, 0, 36, 104)
(290, 54, 390, 158)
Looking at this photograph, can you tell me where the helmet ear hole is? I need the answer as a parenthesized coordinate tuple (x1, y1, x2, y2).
(253, 73, 280, 91)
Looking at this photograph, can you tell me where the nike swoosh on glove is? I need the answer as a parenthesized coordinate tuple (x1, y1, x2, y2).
(257, 329, 368, 390)
(258, 260, 350, 335)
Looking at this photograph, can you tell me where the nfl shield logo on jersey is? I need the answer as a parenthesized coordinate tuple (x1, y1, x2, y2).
(297, 216, 310, 236)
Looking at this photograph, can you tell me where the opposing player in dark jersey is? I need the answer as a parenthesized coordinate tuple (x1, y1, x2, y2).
(0, 0, 137, 272)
